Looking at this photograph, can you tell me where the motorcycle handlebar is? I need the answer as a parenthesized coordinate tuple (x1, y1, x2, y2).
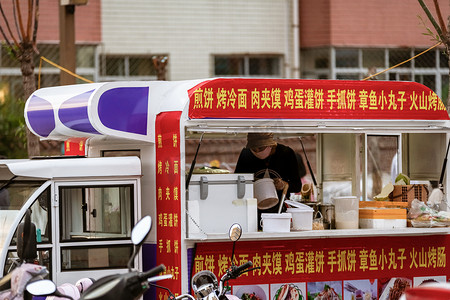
(234, 261, 252, 275)
(139, 264, 166, 281)
(222, 261, 253, 281)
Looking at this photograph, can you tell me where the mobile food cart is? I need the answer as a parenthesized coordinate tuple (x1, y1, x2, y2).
(1, 78, 449, 299)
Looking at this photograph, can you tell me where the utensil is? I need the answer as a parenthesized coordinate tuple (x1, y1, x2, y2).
(278, 183, 289, 213)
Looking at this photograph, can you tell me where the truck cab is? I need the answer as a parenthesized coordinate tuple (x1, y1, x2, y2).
(0, 156, 142, 286)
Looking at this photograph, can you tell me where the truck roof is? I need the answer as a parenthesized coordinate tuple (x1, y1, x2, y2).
(24, 78, 450, 143)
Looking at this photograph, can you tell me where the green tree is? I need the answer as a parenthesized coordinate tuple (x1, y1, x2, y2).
(0, 93, 27, 158)
(0, 1, 40, 157)
(417, 0, 450, 109)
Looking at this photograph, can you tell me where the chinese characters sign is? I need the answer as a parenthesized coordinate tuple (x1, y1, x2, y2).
(188, 79, 449, 120)
(155, 111, 182, 295)
(193, 235, 449, 284)
(64, 137, 87, 156)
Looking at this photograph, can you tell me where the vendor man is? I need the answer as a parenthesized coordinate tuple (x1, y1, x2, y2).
(235, 133, 302, 226)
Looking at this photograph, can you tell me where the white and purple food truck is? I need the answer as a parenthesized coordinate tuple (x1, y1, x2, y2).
(1, 78, 450, 299)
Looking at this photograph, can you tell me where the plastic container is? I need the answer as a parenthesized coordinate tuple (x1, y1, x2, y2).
(260, 213, 292, 233)
(187, 174, 256, 235)
(286, 203, 313, 230)
(333, 196, 359, 229)
(254, 178, 279, 209)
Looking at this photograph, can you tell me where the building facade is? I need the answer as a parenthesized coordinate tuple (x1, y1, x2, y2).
(300, 0, 450, 100)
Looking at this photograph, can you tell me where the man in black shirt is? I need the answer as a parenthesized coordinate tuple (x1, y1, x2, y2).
(235, 133, 302, 226)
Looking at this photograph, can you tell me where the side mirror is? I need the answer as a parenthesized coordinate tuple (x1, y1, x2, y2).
(228, 223, 242, 242)
(26, 279, 56, 296)
(131, 215, 152, 246)
(228, 223, 242, 266)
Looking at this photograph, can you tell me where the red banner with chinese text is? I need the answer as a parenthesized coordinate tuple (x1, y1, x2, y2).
(64, 137, 87, 156)
(155, 111, 182, 296)
(193, 234, 449, 284)
(188, 78, 450, 120)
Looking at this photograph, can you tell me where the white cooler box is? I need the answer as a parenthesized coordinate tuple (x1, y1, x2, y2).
(187, 173, 257, 235)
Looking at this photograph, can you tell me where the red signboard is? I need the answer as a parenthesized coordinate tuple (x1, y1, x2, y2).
(155, 111, 182, 296)
(193, 234, 450, 299)
(64, 137, 87, 156)
(188, 78, 449, 121)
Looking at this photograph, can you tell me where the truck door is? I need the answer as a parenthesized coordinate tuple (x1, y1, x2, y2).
(2, 182, 52, 277)
(54, 179, 139, 285)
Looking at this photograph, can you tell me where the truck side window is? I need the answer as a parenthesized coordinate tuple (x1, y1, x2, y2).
(61, 246, 132, 270)
(4, 249, 51, 277)
(30, 187, 51, 243)
(59, 184, 133, 241)
(4, 187, 51, 276)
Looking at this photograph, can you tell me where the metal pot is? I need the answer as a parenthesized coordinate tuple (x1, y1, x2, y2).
(318, 203, 335, 229)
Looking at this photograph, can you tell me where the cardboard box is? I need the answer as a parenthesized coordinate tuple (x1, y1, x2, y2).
(388, 184, 428, 205)
(359, 201, 408, 209)
(359, 208, 407, 229)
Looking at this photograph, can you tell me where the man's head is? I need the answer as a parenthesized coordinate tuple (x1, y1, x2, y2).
(246, 133, 276, 150)
(246, 133, 276, 159)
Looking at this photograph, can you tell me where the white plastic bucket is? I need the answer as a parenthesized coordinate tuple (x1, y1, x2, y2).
(333, 196, 359, 229)
(260, 213, 292, 232)
(287, 207, 313, 230)
(254, 178, 279, 209)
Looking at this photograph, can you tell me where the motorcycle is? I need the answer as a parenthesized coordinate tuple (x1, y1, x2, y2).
(0, 209, 48, 300)
(190, 223, 258, 300)
(77, 215, 166, 300)
(26, 215, 166, 300)
(147, 277, 196, 300)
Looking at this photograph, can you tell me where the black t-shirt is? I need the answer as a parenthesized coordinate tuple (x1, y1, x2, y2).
(235, 143, 302, 216)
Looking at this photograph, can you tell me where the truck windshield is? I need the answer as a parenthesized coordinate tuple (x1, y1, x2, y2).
(0, 180, 45, 256)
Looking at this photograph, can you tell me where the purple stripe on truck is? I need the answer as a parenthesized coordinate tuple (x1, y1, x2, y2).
(26, 95, 55, 137)
(98, 87, 149, 135)
(59, 90, 100, 134)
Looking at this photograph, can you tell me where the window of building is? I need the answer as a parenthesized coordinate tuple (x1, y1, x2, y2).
(439, 51, 448, 68)
(389, 49, 411, 68)
(335, 49, 358, 68)
(0, 43, 97, 99)
(362, 49, 385, 69)
(77, 45, 96, 68)
(416, 74, 436, 91)
(336, 74, 359, 80)
(414, 49, 436, 68)
(99, 55, 160, 80)
(442, 75, 449, 102)
(214, 55, 282, 77)
(301, 47, 448, 99)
